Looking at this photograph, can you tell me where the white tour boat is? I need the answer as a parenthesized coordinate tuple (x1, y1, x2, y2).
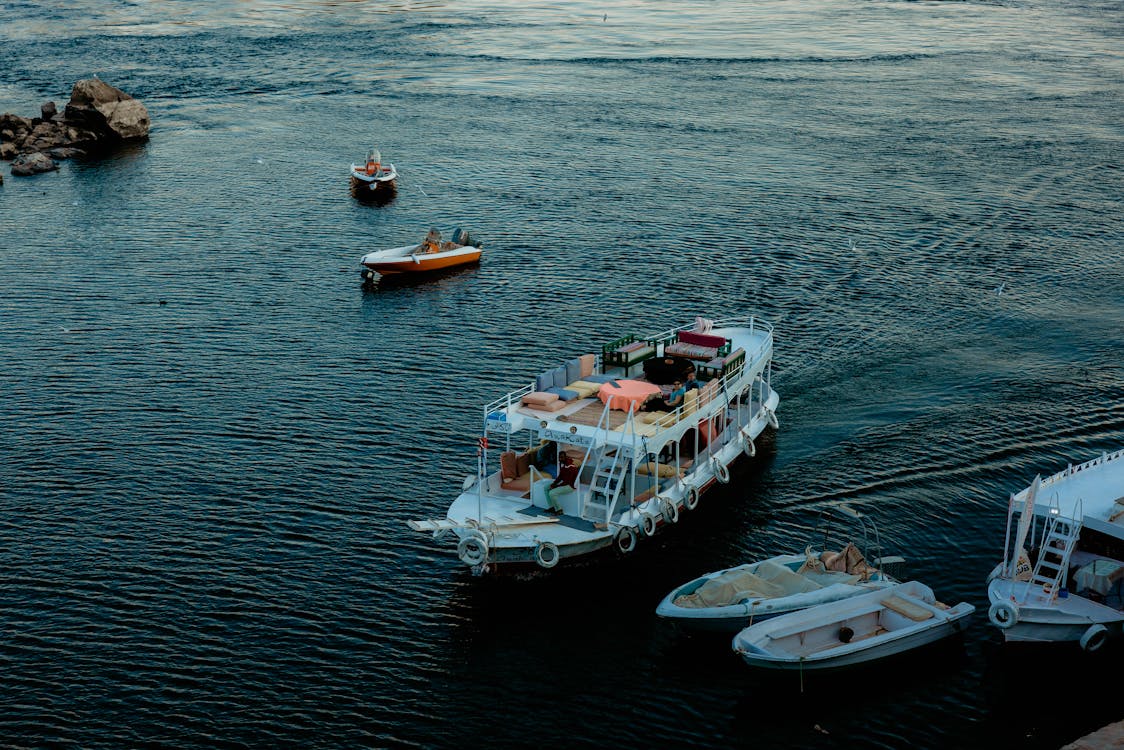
(655, 504, 903, 633)
(407, 315, 780, 574)
(732, 580, 975, 671)
(986, 447, 1124, 651)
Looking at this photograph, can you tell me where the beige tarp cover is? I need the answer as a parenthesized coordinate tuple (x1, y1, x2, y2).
(674, 560, 823, 609)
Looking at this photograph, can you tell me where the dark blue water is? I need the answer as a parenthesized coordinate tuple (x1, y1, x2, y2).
(2, 1, 1122, 747)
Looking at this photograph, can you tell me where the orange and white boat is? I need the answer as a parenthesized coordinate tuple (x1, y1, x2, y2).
(349, 146, 398, 201)
(360, 228, 483, 278)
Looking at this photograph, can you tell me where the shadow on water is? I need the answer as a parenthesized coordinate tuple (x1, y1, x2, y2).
(360, 262, 481, 292)
(350, 184, 396, 207)
(979, 637, 1124, 748)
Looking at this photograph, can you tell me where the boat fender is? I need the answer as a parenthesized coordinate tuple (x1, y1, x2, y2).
(660, 497, 679, 524)
(615, 526, 638, 554)
(741, 429, 756, 458)
(457, 530, 489, 566)
(1080, 624, 1108, 653)
(641, 512, 659, 538)
(987, 600, 1019, 629)
(534, 540, 560, 569)
(711, 458, 730, 484)
(684, 485, 700, 510)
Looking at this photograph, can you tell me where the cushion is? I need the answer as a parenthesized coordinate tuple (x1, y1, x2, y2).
(583, 373, 617, 383)
(579, 354, 596, 378)
(551, 365, 567, 387)
(522, 391, 560, 406)
(565, 381, 601, 398)
(539, 398, 567, 412)
(565, 358, 582, 385)
(545, 386, 579, 401)
(617, 340, 647, 353)
(637, 461, 680, 478)
(681, 388, 698, 416)
(678, 330, 726, 349)
(535, 370, 555, 392)
(516, 452, 533, 477)
(500, 451, 518, 482)
(699, 379, 721, 405)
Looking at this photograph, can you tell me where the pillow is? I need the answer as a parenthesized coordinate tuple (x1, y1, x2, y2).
(565, 381, 600, 398)
(637, 461, 680, 478)
(579, 354, 596, 378)
(681, 388, 698, 416)
(551, 366, 567, 389)
(565, 358, 582, 385)
(538, 398, 567, 412)
(582, 373, 617, 384)
(535, 370, 555, 392)
(500, 451, 518, 482)
(545, 386, 580, 401)
(516, 452, 533, 477)
(522, 391, 560, 406)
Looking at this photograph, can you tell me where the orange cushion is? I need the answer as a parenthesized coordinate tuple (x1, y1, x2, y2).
(500, 451, 518, 481)
(516, 452, 533, 477)
(522, 391, 560, 406)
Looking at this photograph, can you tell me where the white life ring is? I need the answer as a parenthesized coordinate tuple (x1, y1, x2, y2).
(457, 530, 489, 566)
(741, 429, 756, 457)
(764, 406, 779, 430)
(641, 512, 659, 537)
(712, 458, 730, 484)
(988, 600, 1019, 629)
(615, 526, 638, 554)
(684, 485, 700, 510)
(535, 540, 560, 569)
(1080, 623, 1108, 653)
(661, 497, 679, 524)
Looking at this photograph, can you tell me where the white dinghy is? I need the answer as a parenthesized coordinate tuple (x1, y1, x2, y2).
(732, 580, 974, 671)
(986, 447, 1124, 651)
(656, 504, 903, 633)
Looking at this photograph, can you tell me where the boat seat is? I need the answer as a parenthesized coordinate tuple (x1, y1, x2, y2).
(881, 595, 934, 621)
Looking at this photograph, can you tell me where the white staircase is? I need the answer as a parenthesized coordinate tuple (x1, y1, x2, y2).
(1028, 510, 1081, 602)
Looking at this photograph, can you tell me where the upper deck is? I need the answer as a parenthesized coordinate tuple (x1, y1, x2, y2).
(1019, 448, 1124, 535)
(481, 315, 774, 455)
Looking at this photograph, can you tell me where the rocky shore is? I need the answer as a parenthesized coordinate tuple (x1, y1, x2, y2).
(0, 78, 149, 178)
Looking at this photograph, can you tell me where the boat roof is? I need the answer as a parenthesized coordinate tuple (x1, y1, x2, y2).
(1018, 448, 1124, 529)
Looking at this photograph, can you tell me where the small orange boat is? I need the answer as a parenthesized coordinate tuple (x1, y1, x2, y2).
(360, 228, 483, 279)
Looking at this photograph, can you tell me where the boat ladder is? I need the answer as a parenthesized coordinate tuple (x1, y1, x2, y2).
(1026, 506, 1081, 603)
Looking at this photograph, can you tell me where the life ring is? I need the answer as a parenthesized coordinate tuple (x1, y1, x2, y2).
(457, 530, 489, 566)
(741, 429, 756, 457)
(764, 406, 779, 430)
(661, 497, 679, 524)
(535, 540, 560, 569)
(712, 458, 730, 484)
(988, 600, 1019, 630)
(684, 485, 700, 510)
(641, 512, 659, 537)
(1080, 624, 1108, 652)
(615, 526, 637, 554)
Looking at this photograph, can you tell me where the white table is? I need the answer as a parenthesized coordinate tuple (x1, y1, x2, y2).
(1074, 559, 1124, 596)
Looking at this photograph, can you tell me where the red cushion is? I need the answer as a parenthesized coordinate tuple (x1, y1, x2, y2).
(678, 330, 726, 349)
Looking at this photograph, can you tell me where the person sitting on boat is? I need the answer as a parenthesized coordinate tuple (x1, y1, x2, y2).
(646, 380, 686, 411)
(420, 228, 442, 254)
(547, 453, 579, 514)
(684, 367, 701, 392)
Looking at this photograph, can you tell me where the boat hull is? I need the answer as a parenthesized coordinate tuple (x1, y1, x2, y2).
(987, 578, 1124, 644)
(360, 243, 483, 276)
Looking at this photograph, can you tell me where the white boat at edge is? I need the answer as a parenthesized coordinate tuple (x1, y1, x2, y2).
(406, 314, 780, 575)
(985, 447, 1124, 650)
(732, 580, 975, 671)
(656, 504, 903, 633)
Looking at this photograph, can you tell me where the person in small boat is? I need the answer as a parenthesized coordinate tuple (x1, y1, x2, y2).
(547, 453, 579, 514)
(420, 228, 442, 254)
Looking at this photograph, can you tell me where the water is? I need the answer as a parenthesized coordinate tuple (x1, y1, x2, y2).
(2, 1, 1122, 747)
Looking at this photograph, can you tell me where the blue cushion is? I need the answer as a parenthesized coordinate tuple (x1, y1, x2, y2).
(565, 358, 582, 385)
(545, 386, 580, 401)
(551, 366, 567, 388)
(535, 370, 555, 392)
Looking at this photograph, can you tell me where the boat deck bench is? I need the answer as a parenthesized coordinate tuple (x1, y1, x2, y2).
(662, 330, 731, 363)
(697, 347, 746, 381)
(602, 335, 657, 376)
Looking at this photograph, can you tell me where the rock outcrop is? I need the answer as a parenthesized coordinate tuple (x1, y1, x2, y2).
(11, 152, 59, 176)
(1, 79, 149, 176)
